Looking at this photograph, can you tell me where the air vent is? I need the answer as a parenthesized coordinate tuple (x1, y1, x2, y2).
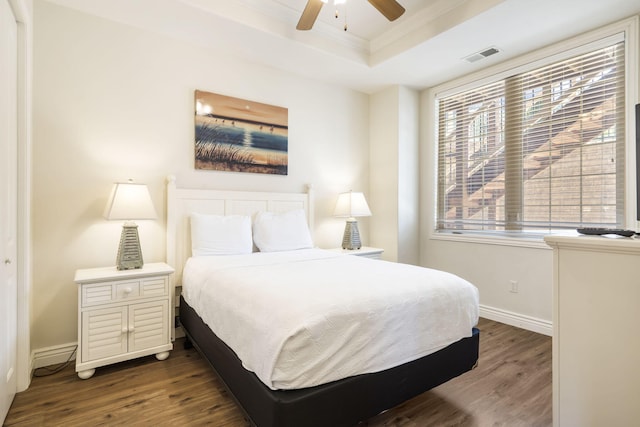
(464, 47, 501, 63)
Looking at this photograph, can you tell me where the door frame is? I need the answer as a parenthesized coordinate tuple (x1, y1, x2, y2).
(8, 0, 31, 392)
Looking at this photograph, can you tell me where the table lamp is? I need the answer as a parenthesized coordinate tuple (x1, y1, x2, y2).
(333, 190, 372, 250)
(104, 180, 157, 270)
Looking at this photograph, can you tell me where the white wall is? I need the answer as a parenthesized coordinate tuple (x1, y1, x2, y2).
(396, 87, 420, 265)
(369, 86, 419, 264)
(370, 88, 399, 261)
(32, 2, 370, 353)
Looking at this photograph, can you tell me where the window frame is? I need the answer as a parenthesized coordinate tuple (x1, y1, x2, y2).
(425, 17, 639, 245)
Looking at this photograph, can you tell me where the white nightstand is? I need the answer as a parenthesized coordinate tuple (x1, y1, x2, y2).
(74, 262, 174, 379)
(328, 246, 384, 260)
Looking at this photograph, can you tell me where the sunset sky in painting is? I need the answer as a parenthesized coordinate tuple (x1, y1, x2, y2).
(195, 90, 288, 127)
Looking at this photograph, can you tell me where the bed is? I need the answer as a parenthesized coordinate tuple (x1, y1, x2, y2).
(166, 176, 480, 427)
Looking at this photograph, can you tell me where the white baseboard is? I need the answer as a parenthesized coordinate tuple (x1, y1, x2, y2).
(480, 305, 552, 336)
(31, 342, 78, 370)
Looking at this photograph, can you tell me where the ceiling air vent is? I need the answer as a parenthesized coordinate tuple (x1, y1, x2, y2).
(464, 47, 500, 63)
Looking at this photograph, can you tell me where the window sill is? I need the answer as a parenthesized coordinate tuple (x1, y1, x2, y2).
(428, 230, 574, 249)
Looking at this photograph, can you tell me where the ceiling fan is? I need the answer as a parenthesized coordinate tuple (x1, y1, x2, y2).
(296, 0, 405, 31)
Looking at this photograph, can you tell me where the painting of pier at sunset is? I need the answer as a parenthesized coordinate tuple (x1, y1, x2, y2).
(195, 90, 288, 175)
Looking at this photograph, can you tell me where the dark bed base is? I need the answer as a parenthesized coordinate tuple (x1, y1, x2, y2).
(180, 295, 479, 427)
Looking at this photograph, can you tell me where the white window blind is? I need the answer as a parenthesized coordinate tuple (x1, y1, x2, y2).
(437, 41, 625, 232)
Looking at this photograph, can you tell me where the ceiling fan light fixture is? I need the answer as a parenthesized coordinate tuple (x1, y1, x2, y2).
(297, 0, 404, 31)
(334, 0, 346, 20)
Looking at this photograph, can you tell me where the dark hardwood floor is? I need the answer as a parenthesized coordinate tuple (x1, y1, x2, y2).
(4, 318, 551, 426)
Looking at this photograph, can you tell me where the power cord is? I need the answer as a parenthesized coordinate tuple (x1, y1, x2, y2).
(33, 345, 78, 377)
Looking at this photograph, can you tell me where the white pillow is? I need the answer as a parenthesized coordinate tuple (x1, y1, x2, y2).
(253, 209, 313, 252)
(190, 213, 253, 256)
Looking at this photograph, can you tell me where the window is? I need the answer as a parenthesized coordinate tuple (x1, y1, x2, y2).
(436, 41, 625, 233)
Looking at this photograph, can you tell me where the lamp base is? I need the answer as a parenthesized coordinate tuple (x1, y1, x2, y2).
(341, 219, 362, 250)
(116, 222, 144, 270)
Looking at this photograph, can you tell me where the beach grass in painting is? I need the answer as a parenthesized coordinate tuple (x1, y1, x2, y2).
(195, 90, 288, 175)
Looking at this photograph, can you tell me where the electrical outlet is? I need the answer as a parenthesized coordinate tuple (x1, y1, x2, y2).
(509, 280, 519, 293)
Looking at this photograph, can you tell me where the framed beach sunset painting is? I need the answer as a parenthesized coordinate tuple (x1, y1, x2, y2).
(194, 90, 288, 175)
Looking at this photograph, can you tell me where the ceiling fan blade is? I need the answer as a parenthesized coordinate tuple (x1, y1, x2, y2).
(367, 0, 405, 21)
(296, 0, 324, 31)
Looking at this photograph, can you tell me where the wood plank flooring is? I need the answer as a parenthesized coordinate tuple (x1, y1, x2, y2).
(4, 318, 551, 426)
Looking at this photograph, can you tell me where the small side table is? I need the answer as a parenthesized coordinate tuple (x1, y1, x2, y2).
(327, 246, 384, 260)
(74, 262, 174, 379)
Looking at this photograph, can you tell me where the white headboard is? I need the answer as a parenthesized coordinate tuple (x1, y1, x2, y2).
(166, 175, 314, 285)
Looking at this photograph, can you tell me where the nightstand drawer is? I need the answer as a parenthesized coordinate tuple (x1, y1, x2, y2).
(81, 277, 168, 307)
(115, 281, 140, 299)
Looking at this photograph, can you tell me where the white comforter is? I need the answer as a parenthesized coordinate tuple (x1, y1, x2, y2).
(182, 249, 479, 390)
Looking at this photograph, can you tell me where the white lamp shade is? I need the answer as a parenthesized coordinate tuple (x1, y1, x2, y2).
(104, 182, 157, 220)
(333, 191, 372, 218)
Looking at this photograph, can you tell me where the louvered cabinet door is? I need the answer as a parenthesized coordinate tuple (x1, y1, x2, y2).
(81, 306, 128, 362)
(128, 300, 169, 353)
